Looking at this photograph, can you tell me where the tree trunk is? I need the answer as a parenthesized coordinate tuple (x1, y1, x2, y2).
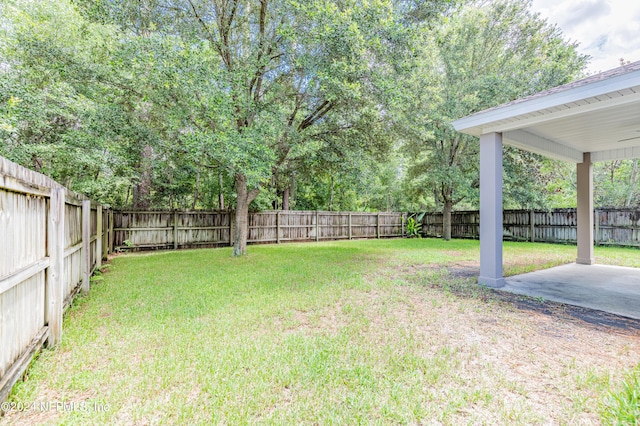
(626, 159, 639, 207)
(233, 173, 259, 256)
(282, 186, 290, 210)
(290, 172, 296, 206)
(191, 165, 201, 210)
(132, 144, 153, 209)
(329, 176, 334, 211)
(443, 200, 453, 241)
(218, 173, 225, 210)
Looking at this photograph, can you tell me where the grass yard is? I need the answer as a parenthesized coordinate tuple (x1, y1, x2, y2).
(2, 239, 640, 424)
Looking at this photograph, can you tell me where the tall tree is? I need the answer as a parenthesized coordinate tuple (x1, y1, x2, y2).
(400, 0, 587, 239)
(138, 0, 410, 255)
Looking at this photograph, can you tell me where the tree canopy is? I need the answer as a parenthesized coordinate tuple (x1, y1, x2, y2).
(4, 0, 636, 252)
(398, 0, 588, 239)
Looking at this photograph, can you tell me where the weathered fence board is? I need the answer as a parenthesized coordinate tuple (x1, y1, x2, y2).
(111, 210, 407, 251)
(0, 156, 108, 406)
(420, 208, 640, 246)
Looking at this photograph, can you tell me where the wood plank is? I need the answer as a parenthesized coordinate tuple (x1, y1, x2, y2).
(108, 210, 114, 254)
(82, 200, 91, 295)
(173, 211, 178, 250)
(46, 188, 65, 346)
(96, 205, 102, 268)
(0, 174, 50, 197)
(177, 226, 230, 231)
(173, 240, 231, 246)
(63, 193, 84, 207)
(113, 227, 173, 231)
(0, 258, 49, 296)
(0, 327, 49, 406)
(63, 282, 83, 311)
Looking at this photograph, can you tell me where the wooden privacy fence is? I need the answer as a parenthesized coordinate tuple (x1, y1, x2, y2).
(421, 208, 640, 246)
(0, 157, 108, 405)
(111, 210, 407, 251)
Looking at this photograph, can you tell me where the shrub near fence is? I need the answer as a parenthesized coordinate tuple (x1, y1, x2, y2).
(420, 209, 640, 247)
(0, 157, 108, 406)
(111, 210, 407, 251)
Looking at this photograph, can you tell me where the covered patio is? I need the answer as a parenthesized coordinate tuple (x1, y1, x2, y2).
(504, 264, 640, 320)
(452, 61, 640, 312)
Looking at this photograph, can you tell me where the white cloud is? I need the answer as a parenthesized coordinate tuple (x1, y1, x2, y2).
(531, 0, 640, 73)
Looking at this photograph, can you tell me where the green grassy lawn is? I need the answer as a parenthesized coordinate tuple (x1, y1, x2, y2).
(3, 239, 639, 425)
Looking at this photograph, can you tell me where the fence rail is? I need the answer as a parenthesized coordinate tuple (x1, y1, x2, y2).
(0, 157, 109, 406)
(421, 208, 640, 247)
(110, 210, 407, 251)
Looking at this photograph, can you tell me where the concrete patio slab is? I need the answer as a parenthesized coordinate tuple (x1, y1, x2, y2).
(503, 263, 640, 320)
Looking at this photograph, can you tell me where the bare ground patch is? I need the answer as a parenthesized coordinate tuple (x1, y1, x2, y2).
(338, 281, 640, 424)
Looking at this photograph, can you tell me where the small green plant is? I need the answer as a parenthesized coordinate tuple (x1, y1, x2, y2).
(601, 365, 640, 424)
(405, 217, 422, 238)
(116, 240, 135, 253)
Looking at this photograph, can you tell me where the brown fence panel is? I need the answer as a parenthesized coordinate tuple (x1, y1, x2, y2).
(419, 208, 640, 246)
(111, 210, 407, 250)
(178, 211, 231, 248)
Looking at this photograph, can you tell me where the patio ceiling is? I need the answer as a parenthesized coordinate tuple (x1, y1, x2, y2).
(452, 61, 640, 163)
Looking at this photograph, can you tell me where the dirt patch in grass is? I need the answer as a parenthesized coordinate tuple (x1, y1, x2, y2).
(495, 292, 640, 336)
(446, 263, 480, 279)
(346, 281, 640, 424)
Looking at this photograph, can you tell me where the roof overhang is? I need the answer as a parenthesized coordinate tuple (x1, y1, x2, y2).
(452, 63, 640, 163)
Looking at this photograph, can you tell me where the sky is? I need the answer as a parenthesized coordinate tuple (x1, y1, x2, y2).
(530, 0, 640, 74)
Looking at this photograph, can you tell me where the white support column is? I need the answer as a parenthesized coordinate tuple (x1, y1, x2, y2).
(479, 132, 505, 288)
(576, 152, 595, 265)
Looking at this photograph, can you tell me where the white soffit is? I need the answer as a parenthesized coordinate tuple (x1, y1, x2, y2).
(452, 62, 640, 162)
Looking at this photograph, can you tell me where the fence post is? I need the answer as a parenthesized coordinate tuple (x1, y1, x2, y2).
(595, 209, 600, 246)
(316, 211, 320, 242)
(82, 200, 91, 295)
(229, 211, 234, 246)
(276, 211, 281, 244)
(376, 213, 380, 239)
(96, 205, 102, 268)
(401, 213, 406, 237)
(348, 213, 352, 240)
(46, 188, 65, 346)
(173, 210, 179, 250)
(108, 210, 114, 255)
(529, 210, 535, 243)
(101, 209, 108, 260)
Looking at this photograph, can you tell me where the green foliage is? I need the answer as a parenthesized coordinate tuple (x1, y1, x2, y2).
(595, 160, 640, 208)
(399, 0, 588, 214)
(601, 365, 640, 425)
(405, 217, 422, 238)
(4, 0, 634, 221)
